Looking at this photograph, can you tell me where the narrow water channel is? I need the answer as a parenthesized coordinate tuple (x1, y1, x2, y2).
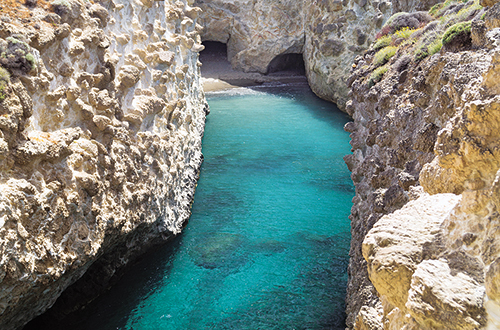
(35, 83, 353, 329)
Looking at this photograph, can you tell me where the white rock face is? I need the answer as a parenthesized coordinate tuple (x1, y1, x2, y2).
(363, 194, 487, 329)
(194, 0, 439, 109)
(363, 194, 461, 310)
(0, 0, 207, 328)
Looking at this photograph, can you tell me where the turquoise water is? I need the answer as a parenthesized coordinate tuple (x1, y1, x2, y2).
(38, 83, 354, 329)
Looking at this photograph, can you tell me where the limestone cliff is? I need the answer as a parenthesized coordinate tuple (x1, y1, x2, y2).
(194, 0, 440, 109)
(346, 0, 500, 328)
(0, 0, 207, 328)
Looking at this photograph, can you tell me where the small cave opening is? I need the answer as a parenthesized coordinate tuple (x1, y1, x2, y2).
(199, 41, 229, 63)
(198, 41, 232, 79)
(266, 53, 305, 75)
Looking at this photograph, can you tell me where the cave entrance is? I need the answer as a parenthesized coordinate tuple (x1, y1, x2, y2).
(266, 53, 305, 75)
(198, 42, 307, 90)
(199, 41, 228, 61)
(198, 40, 259, 89)
(198, 41, 230, 77)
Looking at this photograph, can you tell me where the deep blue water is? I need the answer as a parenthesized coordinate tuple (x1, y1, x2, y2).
(48, 83, 354, 329)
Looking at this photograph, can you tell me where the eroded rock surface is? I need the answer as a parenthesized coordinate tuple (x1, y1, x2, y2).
(347, 0, 500, 328)
(194, 0, 440, 109)
(0, 0, 207, 328)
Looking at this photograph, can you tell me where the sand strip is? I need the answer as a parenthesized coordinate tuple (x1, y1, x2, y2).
(199, 49, 307, 92)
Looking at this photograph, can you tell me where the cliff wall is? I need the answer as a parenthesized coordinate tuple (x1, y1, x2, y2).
(0, 0, 207, 328)
(194, 0, 439, 109)
(346, 0, 500, 328)
(4, 0, 500, 329)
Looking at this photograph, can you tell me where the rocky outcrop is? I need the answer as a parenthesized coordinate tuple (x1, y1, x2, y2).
(346, 0, 500, 328)
(0, 0, 207, 328)
(194, 0, 440, 109)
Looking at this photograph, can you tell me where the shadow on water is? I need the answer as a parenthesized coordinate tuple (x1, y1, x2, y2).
(25, 234, 186, 330)
(308, 173, 356, 194)
(248, 82, 351, 128)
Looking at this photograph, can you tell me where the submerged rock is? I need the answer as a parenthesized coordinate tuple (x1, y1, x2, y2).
(191, 233, 246, 270)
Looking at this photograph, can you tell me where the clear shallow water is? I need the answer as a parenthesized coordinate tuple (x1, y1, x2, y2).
(42, 83, 354, 330)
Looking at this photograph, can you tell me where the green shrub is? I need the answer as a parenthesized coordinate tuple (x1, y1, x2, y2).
(442, 21, 471, 45)
(429, 0, 470, 18)
(376, 12, 408, 38)
(384, 12, 408, 28)
(414, 41, 435, 61)
(428, 38, 443, 55)
(436, 0, 469, 17)
(374, 35, 392, 50)
(6, 37, 22, 45)
(413, 28, 445, 61)
(374, 46, 397, 66)
(429, 3, 444, 16)
(437, 0, 457, 15)
(0, 67, 10, 102)
(394, 27, 418, 39)
(414, 45, 429, 61)
(456, 1, 483, 21)
(25, 53, 36, 68)
(369, 65, 389, 86)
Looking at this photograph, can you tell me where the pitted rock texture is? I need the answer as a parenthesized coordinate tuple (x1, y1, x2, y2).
(194, 0, 440, 110)
(346, 1, 500, 328)
(0, 0, 207, 329)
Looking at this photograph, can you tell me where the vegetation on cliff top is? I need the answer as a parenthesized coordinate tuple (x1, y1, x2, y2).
(356, 0, 485, 88)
